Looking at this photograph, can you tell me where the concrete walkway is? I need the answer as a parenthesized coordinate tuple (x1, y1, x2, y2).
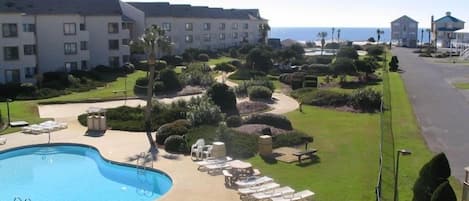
(393, 47, 469, 180)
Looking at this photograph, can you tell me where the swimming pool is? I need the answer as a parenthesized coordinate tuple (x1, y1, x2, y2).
(0, 144, 172, 201)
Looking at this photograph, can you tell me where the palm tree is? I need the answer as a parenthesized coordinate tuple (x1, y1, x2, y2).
(139, 25, 171, 154)
(331, 27, 335, 42)
(317, 32, 328, 55)
(426, 28, 432, 47)
(337, 29, 341, 42)
(420, 29, 424, 47)
(376, 29, 384, 44)
(258, 23, 271, 44)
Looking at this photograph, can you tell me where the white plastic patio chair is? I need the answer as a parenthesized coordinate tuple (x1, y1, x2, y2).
(235, 176, 273, 188)
(205, 163, 231, 175)
(251, 186, 295, 200)
(196, 156, 233, 170)
(191, 139, 205, 160)
(270, 190, 315, 201)
(238, 182, 280, 197)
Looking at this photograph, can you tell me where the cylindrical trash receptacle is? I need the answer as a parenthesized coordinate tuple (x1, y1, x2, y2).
(99, 116, 106, 131)
(87, 116, 94, 130)
(211, 142, 226, 158)
(92, 116, 100, 130)
(258, 135, 272, 156)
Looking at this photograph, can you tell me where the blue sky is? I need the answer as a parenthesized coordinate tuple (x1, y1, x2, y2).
(124, 0, 468, 28)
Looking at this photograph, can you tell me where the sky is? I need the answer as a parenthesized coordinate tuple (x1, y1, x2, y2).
(124, 0, 469, 28)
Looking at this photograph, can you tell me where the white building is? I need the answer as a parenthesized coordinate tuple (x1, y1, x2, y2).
(391, 15, 418, 48)
(128, 2, 268, 54)
(432, 12, 465, 48)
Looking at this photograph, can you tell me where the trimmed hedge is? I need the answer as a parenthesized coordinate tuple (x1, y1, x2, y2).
(247, 86, 272, 100)
(349, 88, 381, 112)
(228, 68, 266, 80)
(302, 89, 350, 107)
(226, 115, 242, 127)
(156, 119, 191, 145)
(197, 53, 210, 62)
(164, 135, 188, 154)
(235, 79, 275, 97)
(214, 62, 237, 72)
(244, 113, 293, 130)
(273, 131, 312, 148)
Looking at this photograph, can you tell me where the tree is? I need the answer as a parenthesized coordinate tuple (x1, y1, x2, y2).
(368, 37, 376, 43)
(159, 68, 182, 91)
(367, 45, 384, 57)
(430, 181, 457, 201)
(355, 57, 379, 81)
(258, 23, 271, 44)
(376, 28, 384, 44)
(389, 56, 399, 72)
(246, 47, 273, 72)
(140, 24, 171, 152)
(337, 29, 341, 42)
(331, 57, 357, 82)
(288, 43, 305, 60)
(306, 41, 316, 48)
(331, 27, 335, 42)
(337, 46, 359, 59)
(413, 153, 452, 201)
(426, 29, 432, 47)
(206, 83, 238, 115)
(317, 32, 328, 55)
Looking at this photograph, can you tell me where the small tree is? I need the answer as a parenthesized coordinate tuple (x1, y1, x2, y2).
(413, 153, 452, 201)
(389, 56, 399, 72)
(355, 57, 379, 81)
(430, 181, 457, 201)
(159, 68, 182, 91)
(331, 58, 357, 82)
(317, 32, 328, 55)
(306, 41, 316, 48)
(258, 23, 271, 44)
(337, 46, 359, 60)
(367, 45, 384, 57)
(207, 83, 238, 115)
(246, 47, 273, 72)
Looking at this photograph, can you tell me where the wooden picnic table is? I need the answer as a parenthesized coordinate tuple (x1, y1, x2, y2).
(293, 149, 318, 164)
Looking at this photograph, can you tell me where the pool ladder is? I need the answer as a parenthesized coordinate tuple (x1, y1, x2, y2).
(14, 197, 31, 201)
(136, 152, 153, 174)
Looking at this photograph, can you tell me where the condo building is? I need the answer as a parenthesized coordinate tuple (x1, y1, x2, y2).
(391, 15, 418, 48)
(0, 0, 267, 84)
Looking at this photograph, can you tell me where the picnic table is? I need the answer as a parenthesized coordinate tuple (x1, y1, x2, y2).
(293, 149, 318, 164)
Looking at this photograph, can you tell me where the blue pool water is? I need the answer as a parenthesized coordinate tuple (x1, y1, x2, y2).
(0, 145, 172, 201)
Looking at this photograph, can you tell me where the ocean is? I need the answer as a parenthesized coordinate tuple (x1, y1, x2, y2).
(270, 27, 431, 43)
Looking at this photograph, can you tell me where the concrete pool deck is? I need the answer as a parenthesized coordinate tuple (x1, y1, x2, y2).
(0, 118, 239, 201)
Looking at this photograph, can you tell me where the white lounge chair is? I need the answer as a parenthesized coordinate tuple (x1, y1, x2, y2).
(191, 139, 206, 160)
(0, 137, 6, 145)
(235, 176, 273, 188)
(238, 182, 280, 197)
(196, 156, 233, 170)
(250, 186, 295, 200)
(270, 190, 315, 201)
(205, 163, 231, 175)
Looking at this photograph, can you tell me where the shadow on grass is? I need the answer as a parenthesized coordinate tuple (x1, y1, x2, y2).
(260, 153, 280, 164)
(295, 155, 321, 167)
(340, 79, 382, 89)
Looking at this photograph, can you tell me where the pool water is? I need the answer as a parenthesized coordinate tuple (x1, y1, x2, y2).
(0, 145, 172, 201)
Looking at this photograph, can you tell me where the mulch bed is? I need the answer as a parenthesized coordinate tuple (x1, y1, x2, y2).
(237, 101, 271, 115)
(232, 124, 287, 136)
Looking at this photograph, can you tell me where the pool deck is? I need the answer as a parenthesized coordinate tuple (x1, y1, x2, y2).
(0, 117, 240, 201)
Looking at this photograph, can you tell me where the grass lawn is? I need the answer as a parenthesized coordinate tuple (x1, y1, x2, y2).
(0, 100, 50, 134)
(39, 70, 146, 103)
(453, 82, 469, 89)
(249, 106, 380, 201)
(207, 56, 238, 66)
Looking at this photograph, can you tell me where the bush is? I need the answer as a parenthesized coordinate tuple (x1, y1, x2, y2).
(273, 131, 311, 148)
(297, 89, 350, 107)
(135, 77, 148, 86)
(159, 68, 182, 91)
(226, 115, 242, 127)
(349, 88, 381, 112)
(234, 79, 275, 97)
(430, 181, 457, 201)
(230, 48, 240, 58)
(160, 55, 183, 66)
(228, 68, 266, 80)
(389, 56, 399, 72)
(186, 96, 223, 126)
(413, 153, 452, 201)
(216, 125, 258, 158)
(214, 62, 237, 72)
(325, 42, 340, 49)
(179, 63, 215, 87)
(337, 47, 359, 60)
(197, 53, 210, 62)
(207, 83, 238, 115)
(279, 73, 292, 84)
(367, 45, 384, 57)
(303, 64, 331, 76)
(164, 135, 188, 154)
(246, 47, 273, 72)
(308, 55, 334, 64)
(230, 60, 242, 68)
(244, 113, 293, 130)
(156, 119, 191, 145)
(247, 86, 272, 100)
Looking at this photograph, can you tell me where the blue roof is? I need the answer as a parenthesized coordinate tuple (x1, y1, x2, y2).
(435, 15, 465, 23)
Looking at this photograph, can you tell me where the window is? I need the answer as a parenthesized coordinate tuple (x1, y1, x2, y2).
(108, 23, 119, 33)
(409, 23, 416, 28)
(81, 60, 88, 70)
(122, 23, 129, 30)
(232, 23, 238, 30)
(393, 22, 400, 26)
(65, 62, 78, 71)
(4, 47, 19, 60)
(162, 23, 171, 32)
(64, 43, 77, 55)
(25, 67, 35, 78)
(109, 40, 119, 50)
(243, 23, 249, 29)
(80, 41, 88, 50)
(123, 55, 130, 63)
(23, 24, 35, 32)
(122, 39, 130, 45)
(80, 23, 86, 31)
(63, 23, 76, 35)
(219, 33, 225, 40)
(109, 56, 120, 67)
(4, 69, 20, 83)
(232, 32, 238, 39)
(3, 23, 18, 37)
(203, 34, 211, 41)
(244, 32, 249, 38)
(219, 23, 226, 30)
(185, 35, 193, 43)
(185, 23, 193, 31)
(203, 23, 211, 31)
(24, 45, 36, 55)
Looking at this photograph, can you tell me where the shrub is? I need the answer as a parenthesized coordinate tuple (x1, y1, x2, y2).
(248, 86, 272, 100)
(299, 89, 350, 107)
(156, 119, 191, 145)
(226, 115, 242, 127)
(273, 131, 311, 148)
(230, 60, 242, 68)
(186, 96, 223, 126)
(179, 63, 215, 87)
(337, 46, 359, 59)
(367, 45, 384, 57)
(413, 153, 452, 201)
(164, 135, 188, 154)
(135, 77, 148, 86)
(244, 113, 293, 130)
(303, 64, 331, 76)
(230, 48, 240, 58)
(160, 55, 183, 66)
(430, 181, 457, 201)
(246, 47, 273, 72)
(349, 88, 381, 112)
(325, 42, 340, 49)
(207, 83, 238, 115)
(153, 81, 166, 93)
(309, 55, 334, 64)
(214, 62, 237, 72)
(197, 53, 210, 62)
(389, 56, 399, 72)
(234, 79, 275, 97)
(279, 73, 292, 84)
(216, 125, 258, 158)
(228, 68, 266, 80)
(159, 68, 182, 91)
(0, 108, 3, 127)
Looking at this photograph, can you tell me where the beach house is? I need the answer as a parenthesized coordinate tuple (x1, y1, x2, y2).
(391, 15, 418, 48)
(432, 12, 465, 48)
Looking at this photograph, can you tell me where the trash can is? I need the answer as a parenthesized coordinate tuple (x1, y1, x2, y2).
(258, 135, 272, 156)
(211, 142, 226, 158)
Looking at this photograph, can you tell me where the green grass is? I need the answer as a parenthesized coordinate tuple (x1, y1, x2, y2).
(453, 82, 469, 89)
(248, 106, 380, 201)
(40, 70, 146, 102)
(0, 100, 50, 134)
(207, 56, 238, 66)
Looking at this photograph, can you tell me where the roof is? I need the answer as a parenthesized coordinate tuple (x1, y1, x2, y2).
(128, 2, 264, 20)
(0, 0, 123, 15)
(435, 15, 465, 23)
(392, 15, 418, 23)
